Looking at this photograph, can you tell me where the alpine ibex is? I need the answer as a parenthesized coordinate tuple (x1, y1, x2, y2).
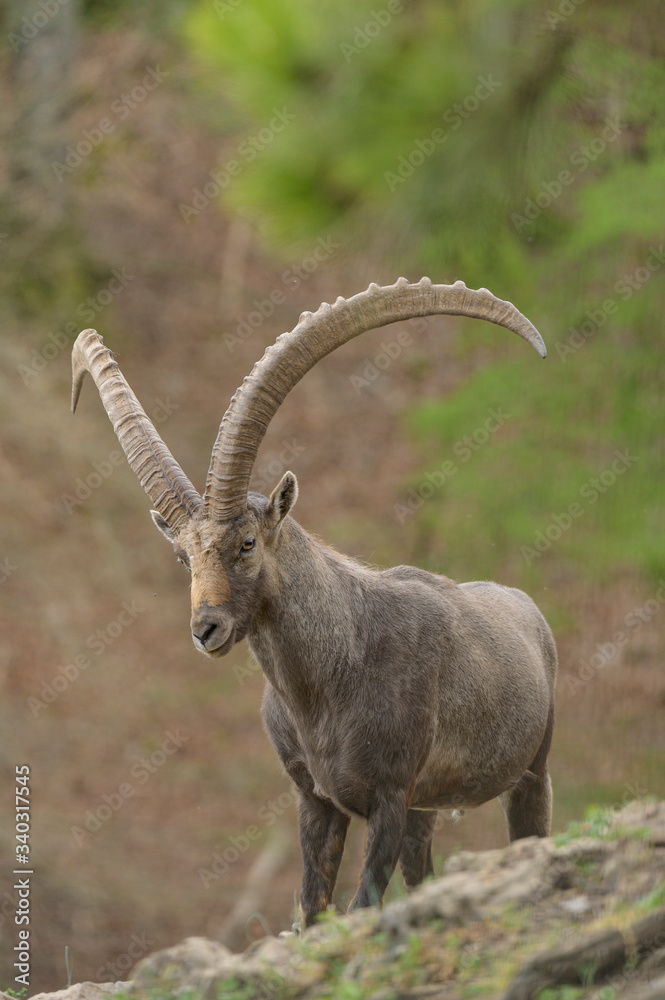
(72, 277, 557, 925)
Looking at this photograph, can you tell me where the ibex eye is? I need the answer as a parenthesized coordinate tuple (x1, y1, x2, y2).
(241, 537, 256, 553)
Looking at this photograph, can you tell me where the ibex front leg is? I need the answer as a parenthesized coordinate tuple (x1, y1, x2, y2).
(298, 791, 350, 927)
(348, 791, 409, 911)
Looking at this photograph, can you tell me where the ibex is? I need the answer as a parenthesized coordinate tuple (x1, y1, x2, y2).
(72, 277, 557, 925)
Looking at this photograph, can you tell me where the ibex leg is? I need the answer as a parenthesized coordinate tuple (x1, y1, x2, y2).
(399, 809, 437, 888)
(297, 791, 350, 927)
(499, 705, 554, 840)
(348, 791, 408, 911)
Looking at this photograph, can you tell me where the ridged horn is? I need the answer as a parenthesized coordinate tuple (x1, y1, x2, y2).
(204, 277, 546, 521)
(71, 329, 202, 532)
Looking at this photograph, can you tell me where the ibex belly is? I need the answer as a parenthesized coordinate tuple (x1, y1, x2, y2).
(412, 750, 531, 810)
(405, 581, 555, 810)
(411, 697, 549, 809)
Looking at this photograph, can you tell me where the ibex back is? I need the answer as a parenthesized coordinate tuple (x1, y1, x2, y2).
(72, 277, 557, 926)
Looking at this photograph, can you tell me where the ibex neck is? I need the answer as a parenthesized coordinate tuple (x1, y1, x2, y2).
(248, 517, 367, 715)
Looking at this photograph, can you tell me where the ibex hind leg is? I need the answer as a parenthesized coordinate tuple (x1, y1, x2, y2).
(499, 706, 554, 841)
(399, 809, 437, 889)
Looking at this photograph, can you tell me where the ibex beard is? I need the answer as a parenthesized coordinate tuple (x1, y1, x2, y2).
(72, 276, 557, 928)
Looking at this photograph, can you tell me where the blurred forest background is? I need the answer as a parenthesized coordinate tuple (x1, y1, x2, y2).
(1, 0, 664, 991)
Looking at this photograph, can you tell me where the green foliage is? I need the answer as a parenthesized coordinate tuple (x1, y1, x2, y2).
(535, 987, 586, 1000)
(183, 1, 665, 283)
(402, 333, 665, 590)
(183, 0, 665, 590)
(552, 803, 653, 846)
(635, 883, 665, 912)
(553, 804, 616, 845)
(214, 978, 257, 1000)
(397, 934, 427, 979)
(184, 0, 560, 271)
(318, 981, 366, 1000)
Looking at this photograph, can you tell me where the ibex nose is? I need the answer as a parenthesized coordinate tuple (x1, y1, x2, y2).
(192, 623, 216, 647)
(190, 606, 235, 656)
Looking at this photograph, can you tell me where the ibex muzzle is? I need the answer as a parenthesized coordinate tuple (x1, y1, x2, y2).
(72, 277, 555, 927)
(190, 604, 233, 655)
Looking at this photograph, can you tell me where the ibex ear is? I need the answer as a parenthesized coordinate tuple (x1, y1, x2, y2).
(150, 510, 176, 544)
(266, 472, 298, 531)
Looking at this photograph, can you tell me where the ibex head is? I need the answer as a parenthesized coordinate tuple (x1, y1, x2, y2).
(149, 474, 298, 655)
(72, 277, 545, 656)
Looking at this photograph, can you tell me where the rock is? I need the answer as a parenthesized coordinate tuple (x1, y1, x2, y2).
(560, 893, 591, 915)
(643, 947, 665, 977)
(379, 834, 614, 935)
(620, 974, 665, 1000)
(502, 905, 665, 1000)
(20, 800, 665, 1000)
(130, 937, 233, 998)
(618, 800, 665, 843)
(27, 984, 128, 1000)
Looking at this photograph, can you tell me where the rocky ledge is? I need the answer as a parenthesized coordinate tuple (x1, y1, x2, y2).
(11, 800, 665, 1000)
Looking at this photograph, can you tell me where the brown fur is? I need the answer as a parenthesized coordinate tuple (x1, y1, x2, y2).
(151, 478, 557, 927)
(76, 279, 555, 929)
(191, 565, 230, 613)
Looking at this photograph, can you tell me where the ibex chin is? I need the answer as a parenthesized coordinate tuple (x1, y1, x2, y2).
(72, 276, 557, 925)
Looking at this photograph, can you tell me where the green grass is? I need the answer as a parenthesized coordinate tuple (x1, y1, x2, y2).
(536, 988, 587, 1000)
(635, 883, 665, 912)
(214, 980, 261, 1000)
(553, 803, 652, 847)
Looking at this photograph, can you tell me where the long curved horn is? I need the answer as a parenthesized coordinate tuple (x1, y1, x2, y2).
(204, 276, 546, 521)
(72, 329, 202, 532)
